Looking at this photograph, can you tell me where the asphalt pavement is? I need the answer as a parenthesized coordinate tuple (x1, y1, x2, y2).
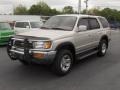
(0, 30, 120, 90)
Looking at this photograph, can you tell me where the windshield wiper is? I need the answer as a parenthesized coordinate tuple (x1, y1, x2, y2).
(41, 27, 52, 29)
(51, 27, 65, 30)
(41, 27, 70, 31)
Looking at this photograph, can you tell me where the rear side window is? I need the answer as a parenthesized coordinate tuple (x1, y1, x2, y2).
(89, 18, 100, 30)
(15, 22, 29, 28)
(99, 17, 109, 28)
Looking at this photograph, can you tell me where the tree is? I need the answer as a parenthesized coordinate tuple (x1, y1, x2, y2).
(62, 6, 74, 14)
(14, 5, 28, 15)
(29, 1, 51, 15)
(82, 7, 101, 15)
(87, 8, 101, 15)
(100, 8, 120, 22)
(50, 8, 60, 15)
(82, 8, 120, 22)
(29, 1, 61, 16)
(29, 5, 40, 15)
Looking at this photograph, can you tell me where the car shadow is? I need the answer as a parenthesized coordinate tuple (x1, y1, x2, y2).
(2, 50, 116, 89)
(8, 54, 100, 79)
(6, 54, 97, 78)
(2, 48, 114, 85)
(0, 45, 7, 48)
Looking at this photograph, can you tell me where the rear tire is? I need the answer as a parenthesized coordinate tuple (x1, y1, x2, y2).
(97, 39, 108, 57)
(52, 49, 73, 76)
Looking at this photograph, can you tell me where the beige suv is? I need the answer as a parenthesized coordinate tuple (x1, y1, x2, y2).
(7, 14, 111, 76)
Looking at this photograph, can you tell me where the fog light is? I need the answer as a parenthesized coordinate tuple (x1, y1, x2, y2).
(33, 53, 44, 59)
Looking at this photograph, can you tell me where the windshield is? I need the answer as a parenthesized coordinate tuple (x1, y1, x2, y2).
(30, 21, 43, 28)
(41, 16, 77, 31)
(0, 22, 11, 30)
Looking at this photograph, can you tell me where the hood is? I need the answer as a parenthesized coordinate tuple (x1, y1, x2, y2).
(17, 29, 74, 40)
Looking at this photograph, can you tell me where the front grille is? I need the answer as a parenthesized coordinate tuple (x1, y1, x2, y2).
(14, 40, 33, 49)
(14, 41, 24, 48)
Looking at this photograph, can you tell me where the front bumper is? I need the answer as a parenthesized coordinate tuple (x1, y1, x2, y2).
(10, 48, 56, 64)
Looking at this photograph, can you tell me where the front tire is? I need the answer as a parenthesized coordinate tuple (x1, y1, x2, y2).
(97, 39, 108, 57)
(52, 49, 73, 76)
(7, 39, 17, 60)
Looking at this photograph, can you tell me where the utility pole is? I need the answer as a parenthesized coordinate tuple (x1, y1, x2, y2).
(78, 0, 81, 14)
(84, 0, 89, 14)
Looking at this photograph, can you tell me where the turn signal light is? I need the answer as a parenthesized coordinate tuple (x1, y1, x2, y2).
(33, 53, 44, 59)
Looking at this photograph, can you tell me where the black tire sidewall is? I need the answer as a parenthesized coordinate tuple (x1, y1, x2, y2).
(98, 40, 107, 56)
(52, 49, 73, 76)
(7, 44, 17, 60)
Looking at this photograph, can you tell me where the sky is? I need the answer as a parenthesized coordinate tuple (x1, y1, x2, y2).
(0, 0, 120, 14)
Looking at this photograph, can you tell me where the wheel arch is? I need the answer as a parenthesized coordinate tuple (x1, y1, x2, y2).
(100, 35, 109, 48)
(55, 42, 76, 60)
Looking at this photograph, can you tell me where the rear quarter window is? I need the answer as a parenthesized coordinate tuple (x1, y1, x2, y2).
(98, 17, 109, 28)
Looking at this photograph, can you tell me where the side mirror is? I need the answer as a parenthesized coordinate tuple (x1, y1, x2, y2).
(26, 26, 30, 29)
(78, 25, 87, 32)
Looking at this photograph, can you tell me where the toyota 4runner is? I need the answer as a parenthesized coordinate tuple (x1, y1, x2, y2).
(7, 14, 111, 76)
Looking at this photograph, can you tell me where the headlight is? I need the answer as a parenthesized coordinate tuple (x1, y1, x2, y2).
(34, 41, 52, 49)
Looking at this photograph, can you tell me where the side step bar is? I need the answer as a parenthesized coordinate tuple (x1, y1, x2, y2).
(76, 48, 98, 60)
(77, 51, 98, 60)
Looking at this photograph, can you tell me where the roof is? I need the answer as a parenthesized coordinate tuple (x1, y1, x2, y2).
(56, 14, 103, 18)
(15, 20, 42, 22)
